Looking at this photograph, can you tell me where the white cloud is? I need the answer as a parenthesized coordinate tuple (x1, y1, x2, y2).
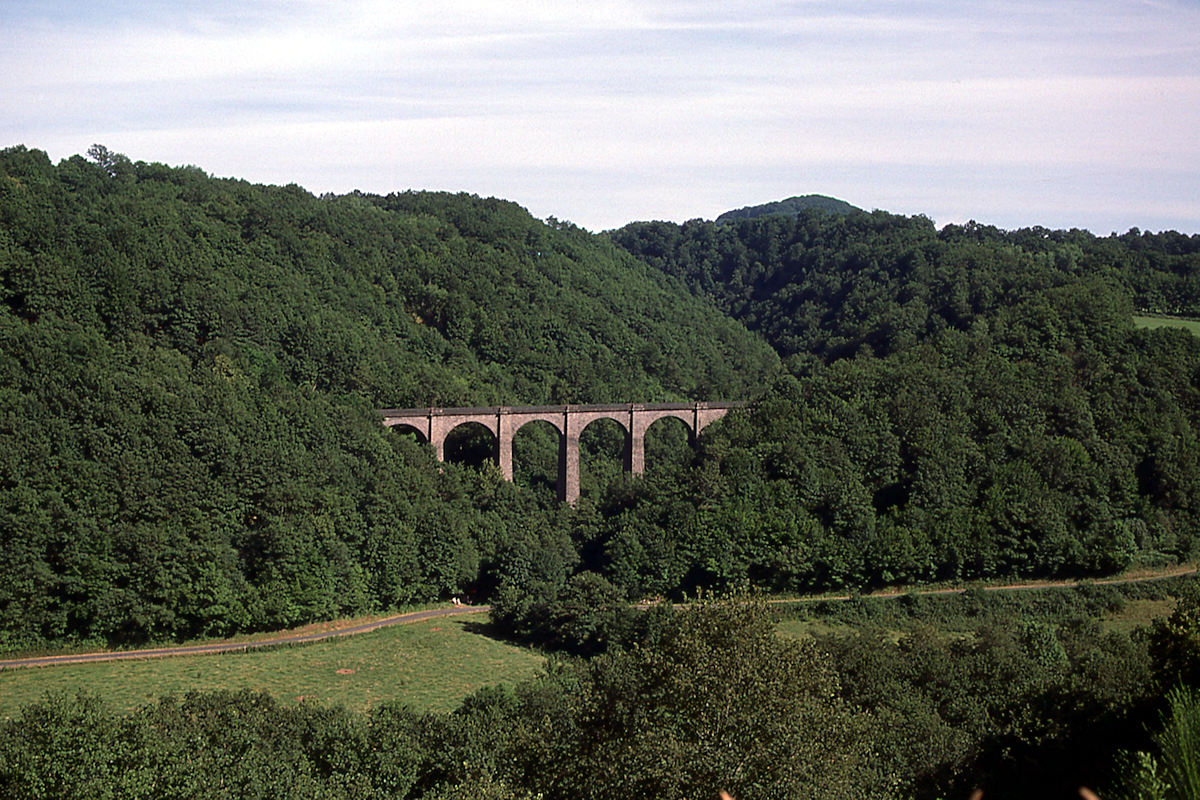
(1, 0, 1198, 233)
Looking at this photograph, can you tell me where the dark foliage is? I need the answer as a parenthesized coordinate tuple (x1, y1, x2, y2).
(0, 145, 775, 649)
(2, 588, 1195, 800)
(0, 601, 882, 800)
(603, 210, 1200, 592)
(2, 143, 1199, 661)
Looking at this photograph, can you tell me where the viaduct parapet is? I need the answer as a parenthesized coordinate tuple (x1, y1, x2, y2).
(379, 402, 744, 503)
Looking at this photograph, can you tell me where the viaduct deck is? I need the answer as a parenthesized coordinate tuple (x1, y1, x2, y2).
(379, 402, 745, 503)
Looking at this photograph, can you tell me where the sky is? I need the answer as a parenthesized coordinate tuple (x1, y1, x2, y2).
(2, 0, 1198, 234)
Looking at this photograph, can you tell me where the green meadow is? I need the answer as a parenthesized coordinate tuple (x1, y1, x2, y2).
(4, 575, 1185, 724)
(0, 616, 544, 720)
(772, 576, 1185, 644)
(1134, 314, 1200, 335)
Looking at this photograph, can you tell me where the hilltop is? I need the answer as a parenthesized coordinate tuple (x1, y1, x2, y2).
(715, 193, 860, 222)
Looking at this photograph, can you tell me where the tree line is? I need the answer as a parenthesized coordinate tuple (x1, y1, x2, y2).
(1, 145, 1199, 652)
(3, 586, 1199, 799)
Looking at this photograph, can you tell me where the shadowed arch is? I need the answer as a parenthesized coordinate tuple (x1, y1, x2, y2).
(643, 414, 694, 473)
(578, 416, 630, 501)
(387, 422, 428, 444)
(511, 419, 563, 498)
(443, 421, 498, 470)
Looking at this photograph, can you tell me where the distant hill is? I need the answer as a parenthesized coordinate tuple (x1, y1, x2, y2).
(715, 194, 859, 222)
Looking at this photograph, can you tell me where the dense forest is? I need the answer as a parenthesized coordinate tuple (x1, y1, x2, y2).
(2, 145, 1200, 649)
(606, 212, 1200, 590)
(3, 144, 1200, 797)
(0, 144, 777, 649)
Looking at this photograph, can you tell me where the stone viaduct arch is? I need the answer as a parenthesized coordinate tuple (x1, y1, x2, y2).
(380, 402, 744, 504)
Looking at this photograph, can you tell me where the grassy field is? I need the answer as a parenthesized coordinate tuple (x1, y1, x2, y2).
(2, 571, 1189, 721)
(773, 576, 1188, 642)
(0, 616, 544, 720)
(776, 594, 1177, 641)
(1134, 314, 1200, 335)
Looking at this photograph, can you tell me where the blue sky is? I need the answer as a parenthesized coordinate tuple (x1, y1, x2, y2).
(3, 0, 1198, 233)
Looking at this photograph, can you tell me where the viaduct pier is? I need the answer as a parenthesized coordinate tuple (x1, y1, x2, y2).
(380, 402, 744, 503)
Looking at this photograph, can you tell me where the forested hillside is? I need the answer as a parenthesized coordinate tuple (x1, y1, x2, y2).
(0, 145, 776, 649)
(4, 147, 1200, 798)
(2, 144, 1199, 654)
(604, 211, 1200, 590)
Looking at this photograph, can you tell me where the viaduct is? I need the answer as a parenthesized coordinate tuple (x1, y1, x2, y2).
(379, 402, 744, 504)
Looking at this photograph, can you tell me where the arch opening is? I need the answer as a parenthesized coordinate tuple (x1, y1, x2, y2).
(443, 421, 498, 470)
(579, 417, 629, 500)
(387, 422, 428, 445)
(512, 419, 562, 501)
(644, 415, 694, 475)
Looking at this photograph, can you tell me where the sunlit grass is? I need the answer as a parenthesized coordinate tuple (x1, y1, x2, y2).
(768, 585, 1180, 647)
(1134, 315, 1200, 336)
(0, 617, 544, 720)
(3, 569, 1189, 721)
(1100, 597, 1177, 635)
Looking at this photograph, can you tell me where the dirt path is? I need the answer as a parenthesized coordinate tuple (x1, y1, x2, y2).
(2, 564, 1194, 670)
(0, 605, 490, 670)
(769, 563, 1198, 604)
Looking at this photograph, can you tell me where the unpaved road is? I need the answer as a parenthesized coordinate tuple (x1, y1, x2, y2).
(1, 564, 1194, 670)
(770, 563, 1197, 604)
(0, 605, 490, 670)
